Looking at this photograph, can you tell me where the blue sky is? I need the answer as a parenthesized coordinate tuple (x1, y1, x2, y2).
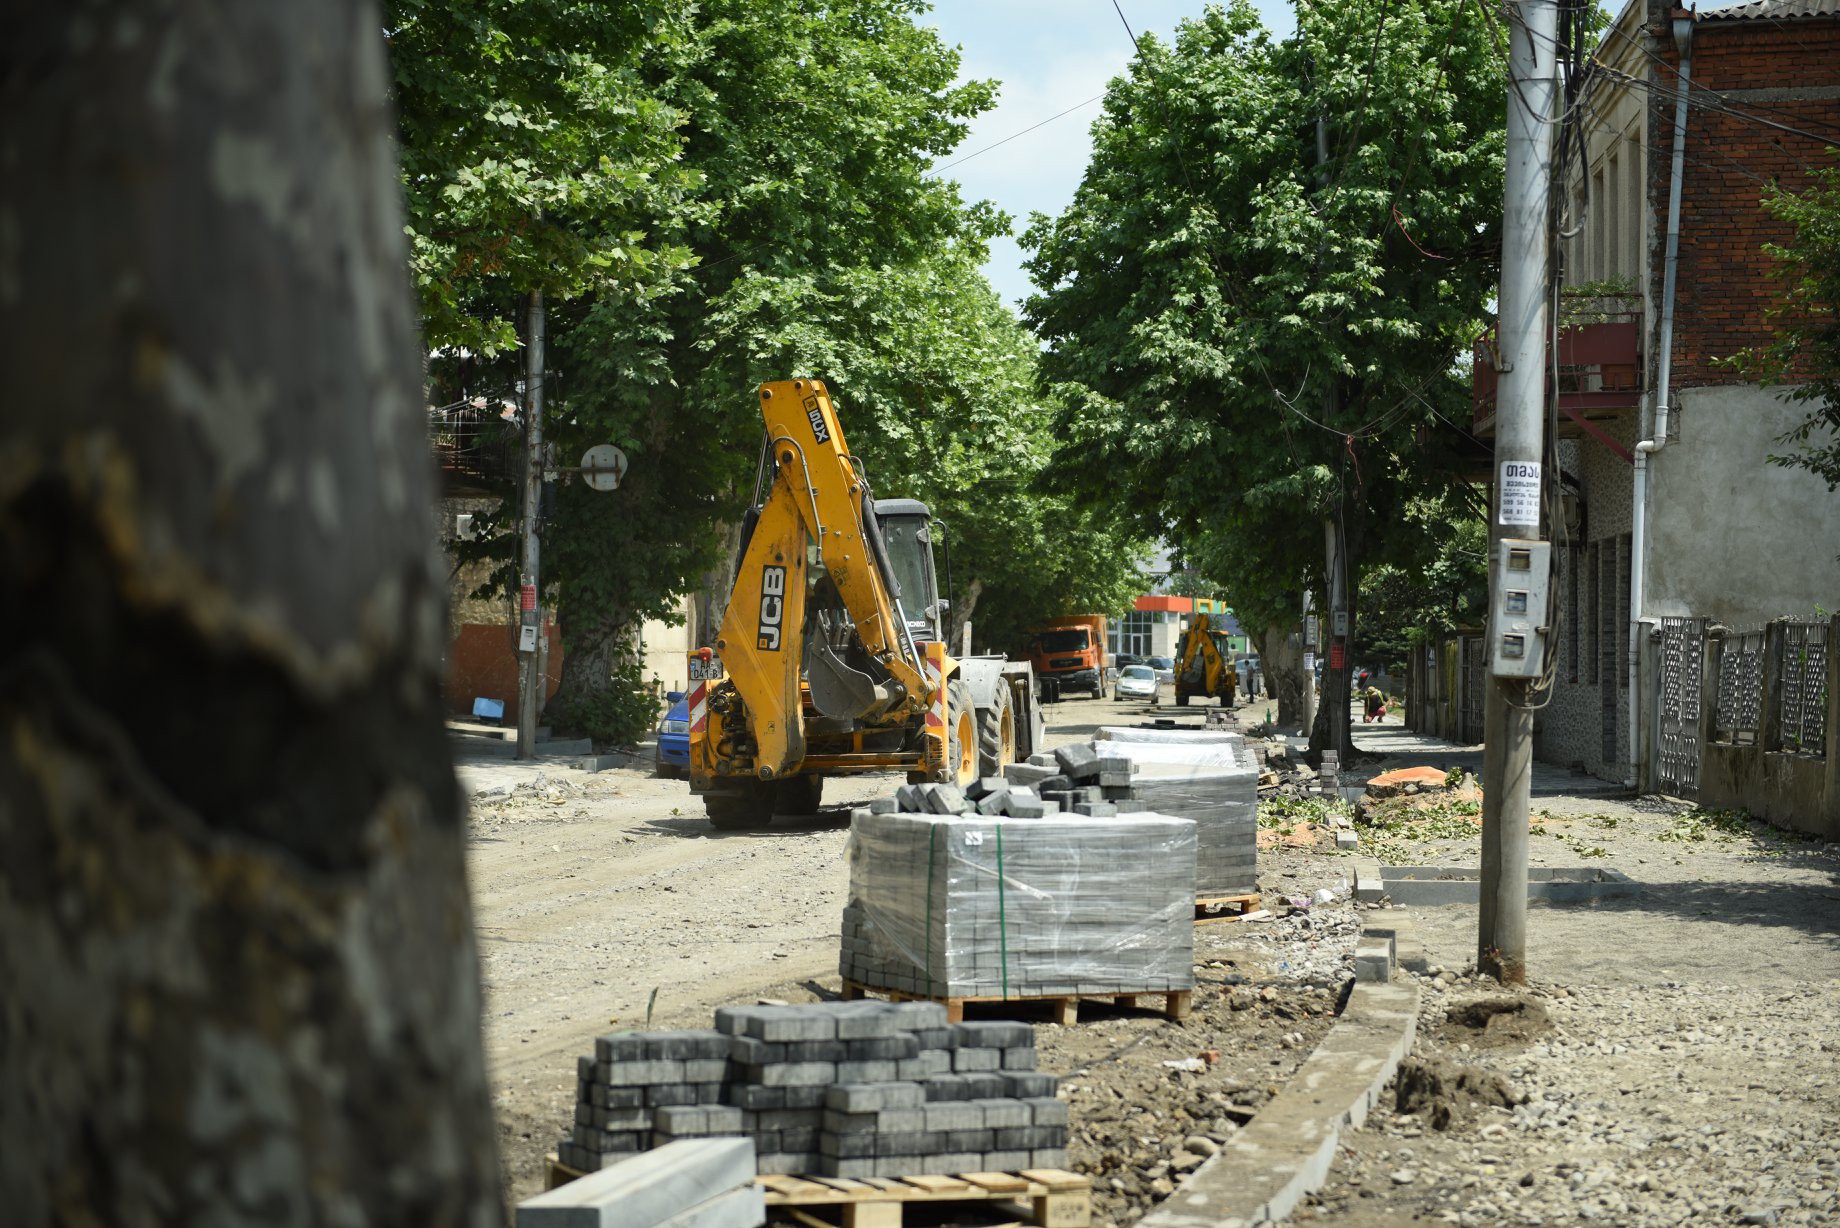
(921, 0, 1297, 311)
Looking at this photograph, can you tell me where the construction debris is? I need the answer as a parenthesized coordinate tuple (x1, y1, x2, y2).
(555, 1002, 1069, 1179)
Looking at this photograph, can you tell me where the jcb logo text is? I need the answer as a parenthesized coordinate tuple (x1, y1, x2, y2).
(758, 566, 786, 650)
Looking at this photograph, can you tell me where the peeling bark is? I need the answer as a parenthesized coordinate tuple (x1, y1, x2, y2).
(0, 4, 500, 1224)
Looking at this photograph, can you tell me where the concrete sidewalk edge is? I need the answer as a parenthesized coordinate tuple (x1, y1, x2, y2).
(1137, 977, 1421, 1228)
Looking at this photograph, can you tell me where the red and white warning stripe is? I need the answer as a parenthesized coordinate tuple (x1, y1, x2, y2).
(689, 681, 709, 735)
(923, 642, 948, 767)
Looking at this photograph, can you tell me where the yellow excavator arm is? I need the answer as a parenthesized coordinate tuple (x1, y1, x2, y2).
(701, 380, 944, 782)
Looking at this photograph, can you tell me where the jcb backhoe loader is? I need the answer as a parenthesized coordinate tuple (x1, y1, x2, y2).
(685, 379, 1040, 830)
(1174, 612, 1237, 707)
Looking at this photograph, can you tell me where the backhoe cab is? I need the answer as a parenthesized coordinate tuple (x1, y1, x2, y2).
(686, 380, 1025, 830)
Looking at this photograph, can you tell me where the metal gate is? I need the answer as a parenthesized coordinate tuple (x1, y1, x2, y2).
(1654, 616, 1707, 797)
(1460, 635, 1486, 745)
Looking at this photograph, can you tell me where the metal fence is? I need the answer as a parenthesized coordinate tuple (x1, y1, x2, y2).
(1778, 619, 1830, 757)
(1460, 635, 1485, 745)
(1655, 617, 1707, 796)
(1713, 624, 1767, 746)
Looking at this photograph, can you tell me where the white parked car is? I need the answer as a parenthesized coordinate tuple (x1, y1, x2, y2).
(1114, 664, 1161, 702)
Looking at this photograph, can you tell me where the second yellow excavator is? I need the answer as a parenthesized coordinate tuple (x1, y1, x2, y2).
(1174, 612, 1237, 707)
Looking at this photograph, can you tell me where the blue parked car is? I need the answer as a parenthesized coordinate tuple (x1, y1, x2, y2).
(655, 691, 689, 777)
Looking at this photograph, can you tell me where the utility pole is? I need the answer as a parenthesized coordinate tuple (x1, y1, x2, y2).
(516, 289, 545, 760)
(1315, 112, 1349, 760)
(1325, 517, 1348, 752)
(1299, 588, 1316, 736)
(1479, 0, 1559, 984)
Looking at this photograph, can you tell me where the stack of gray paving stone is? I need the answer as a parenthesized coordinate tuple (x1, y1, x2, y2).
(1096, 728, 1259, 898)
(841, 811, 1195, 999)
(561, 1029, 732, 1172)
(519, 1137, 763, 1228)
(559, 1002, 1067, 1179)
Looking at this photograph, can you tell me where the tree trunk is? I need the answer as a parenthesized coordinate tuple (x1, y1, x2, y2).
(948, 577, 985, 651)
(554, 597, 635, 718)
(1261, 623, 1308, 726)
(0, 5, 500, 1223)
(699, 518, 745, 644)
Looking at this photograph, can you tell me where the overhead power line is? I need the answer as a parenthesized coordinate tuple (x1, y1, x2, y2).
(936, 94, 1108, 172)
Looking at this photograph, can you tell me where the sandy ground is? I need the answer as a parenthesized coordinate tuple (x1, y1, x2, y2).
(459, 690, 1283, 1213)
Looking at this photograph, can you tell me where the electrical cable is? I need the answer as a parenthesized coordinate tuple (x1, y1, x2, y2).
(1525, 20, 1840, 152)
(935, 94, 1108, 172)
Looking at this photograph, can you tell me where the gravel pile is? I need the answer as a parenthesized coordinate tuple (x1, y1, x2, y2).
(1309, 971, 1840, 1226)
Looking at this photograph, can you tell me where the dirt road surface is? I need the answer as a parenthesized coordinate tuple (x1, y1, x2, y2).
(461, 689, 1231, 1209)
(462, 694, 1840, 1227)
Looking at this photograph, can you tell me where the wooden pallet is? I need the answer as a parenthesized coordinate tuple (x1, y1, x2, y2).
(1194, 893, 1261, 923)
(841, 978, 1190, 1025)
(761, 1169, 1091, 1228)
(544, 1160, 1090, 1228)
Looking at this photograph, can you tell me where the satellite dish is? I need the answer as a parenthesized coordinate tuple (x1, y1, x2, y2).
(580, 444, 628, 492)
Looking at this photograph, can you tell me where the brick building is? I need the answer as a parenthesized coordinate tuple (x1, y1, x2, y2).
(1453, 0, 1840, 799)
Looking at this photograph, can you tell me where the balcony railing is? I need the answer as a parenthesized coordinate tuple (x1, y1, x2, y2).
(429, 400, 519, 488)
(1472, 292, 1643, 433)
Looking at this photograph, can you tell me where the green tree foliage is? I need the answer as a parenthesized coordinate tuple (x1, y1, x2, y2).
(692, 249, 1149, 658)
(1022, 0, 1505, 753)
(390, 0, 1144, 743)
(1733, 160, 1840, 491)
(532, 0, 1004, 740)
(1353, 499, 1489, 675)
(386, 0, 699, 356)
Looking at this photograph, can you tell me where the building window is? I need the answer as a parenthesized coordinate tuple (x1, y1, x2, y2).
(1591, 166, 1607, 280)
(1616, 532, 1632, 689)
(1587, 542, 1600, 685)
(1567, 545, 1582, 683)
(1116, 611, 1154, 658)
(1597, 540, 1618, 693)
(1605, 150, 1621, 279)
(1624, 135, 1642, 280)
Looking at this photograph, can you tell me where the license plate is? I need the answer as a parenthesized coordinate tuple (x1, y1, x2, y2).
(689, 658, 724, 681)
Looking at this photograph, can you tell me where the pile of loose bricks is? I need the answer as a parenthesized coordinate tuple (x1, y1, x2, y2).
(861, 739, 1153, 822)
(559, 1001, 1067, 1178)
(998, 741, 1148, 817)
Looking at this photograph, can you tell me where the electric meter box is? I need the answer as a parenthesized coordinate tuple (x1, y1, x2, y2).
(1491, 537, 1550, 679)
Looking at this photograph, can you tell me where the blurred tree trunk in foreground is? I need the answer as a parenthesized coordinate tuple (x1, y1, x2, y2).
(0, 3, 501, 1223)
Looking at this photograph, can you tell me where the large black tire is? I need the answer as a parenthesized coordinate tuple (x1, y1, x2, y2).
(947, 678, 978, 787)
(1176, 692, 1190, 707)
(772, 775, 824, 816)
(975, 683, 1015, 778)
(704, 780, 775, 830)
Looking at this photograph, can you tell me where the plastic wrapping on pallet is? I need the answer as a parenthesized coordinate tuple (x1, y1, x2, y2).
(841, 812, 1196, 1000)
(1096, 726, 1244, 746)
(1095, 742, 1258, 898)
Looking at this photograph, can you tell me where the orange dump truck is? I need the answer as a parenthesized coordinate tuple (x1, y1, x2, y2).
(1024, 615, 1107, 701)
